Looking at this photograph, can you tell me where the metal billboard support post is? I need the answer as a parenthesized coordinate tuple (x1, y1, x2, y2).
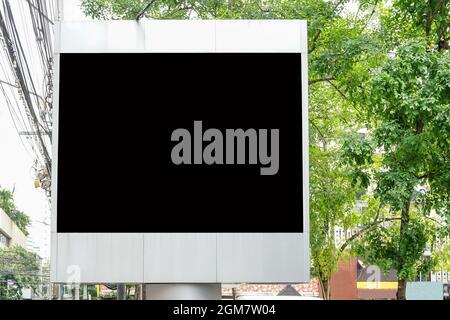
(144, 284, 221, 300)
(83, 284, 88, 300)
(58, 284, 63, 300)
(117, 284, 127, 300)
(74, 284, 80, 300)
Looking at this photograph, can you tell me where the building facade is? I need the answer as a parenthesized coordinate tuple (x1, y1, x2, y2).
(0, 208, 27, 249)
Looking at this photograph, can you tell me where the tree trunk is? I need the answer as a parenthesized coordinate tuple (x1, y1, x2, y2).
(396, 200, 411, 300)
(325, 280, 331, 300)
(319, 276, 330, 300)
(397, 279, 407, 300)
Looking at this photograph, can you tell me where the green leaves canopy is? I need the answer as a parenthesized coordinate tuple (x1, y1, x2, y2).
(0, 246, 40, 300)
(0, 189, 30, 236)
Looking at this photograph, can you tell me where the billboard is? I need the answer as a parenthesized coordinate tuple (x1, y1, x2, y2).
(51, 20, 309, 283)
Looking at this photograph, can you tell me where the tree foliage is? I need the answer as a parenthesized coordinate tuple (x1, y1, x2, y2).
(0, 188, 30, 236)
(0, 246, 40, 300)
(342, 1, 450, 298)
(342, 39, 450, 296)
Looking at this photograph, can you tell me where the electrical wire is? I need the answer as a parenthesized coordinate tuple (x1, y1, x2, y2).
(0, 0, 55, 197)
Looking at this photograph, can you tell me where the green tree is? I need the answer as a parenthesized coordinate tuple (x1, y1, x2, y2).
(0, 246, 40, 300)
(344, 39, 450, 300)
(310, 139, 360, 298)
(80, 0, 450, 299)
(81, 0, 271, 19)
(0, 188, 30, 236)
(342, 0, 450, 299)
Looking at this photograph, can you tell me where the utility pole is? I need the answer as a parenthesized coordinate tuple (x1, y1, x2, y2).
(56, 0, 64, 22)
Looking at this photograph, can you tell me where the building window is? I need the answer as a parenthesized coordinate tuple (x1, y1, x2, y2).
(0, 231, 10, 247)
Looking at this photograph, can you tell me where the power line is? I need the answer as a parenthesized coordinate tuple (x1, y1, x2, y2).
(0, 0, 55, 197)
(0, 1, 51, 173)
(0, 79, 47, 104)
(25, 0, 53, 25)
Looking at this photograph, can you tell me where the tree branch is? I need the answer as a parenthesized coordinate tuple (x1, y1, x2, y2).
(136, 0, 157, 20)
(424, 216, 445, 227)
(309, 0, 347, 54)
(308, 29, 322, 54)
(310, 120, 325, 138)
(425, 0, 445, 36)
(309, 76, 335, 85)
(339, 217, 402, 253)
(327, 79, 348, 100)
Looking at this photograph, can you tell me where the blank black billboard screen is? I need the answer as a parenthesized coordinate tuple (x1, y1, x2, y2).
(57, 53, 303, 233)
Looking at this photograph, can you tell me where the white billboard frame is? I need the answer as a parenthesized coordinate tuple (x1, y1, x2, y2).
(51, 20, 309, 284)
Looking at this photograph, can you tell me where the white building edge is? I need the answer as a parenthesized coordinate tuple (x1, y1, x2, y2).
(0, 208, 27, 249)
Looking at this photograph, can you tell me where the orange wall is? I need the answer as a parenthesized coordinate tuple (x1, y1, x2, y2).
(329, 258, 358, 300)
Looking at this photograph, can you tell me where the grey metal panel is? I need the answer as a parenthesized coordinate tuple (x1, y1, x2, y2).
(50, 232, 58, 281)
(56, 20, 307, 54)
(59, 21, 146, 53)
(50, 51, 59, 283)
(215, 20, 305, 52)
(217, 233, 308, 283)
(143, 233, 217, 283)
(145, 20, 215, 52)
(50, 54, 59, 234)
(300, 47, 311, 279)
(55, 233, 144, 283)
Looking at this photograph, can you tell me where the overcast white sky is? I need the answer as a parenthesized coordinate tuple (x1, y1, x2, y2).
(0, 0, 85, 259)
(63, 0, 87, 21)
